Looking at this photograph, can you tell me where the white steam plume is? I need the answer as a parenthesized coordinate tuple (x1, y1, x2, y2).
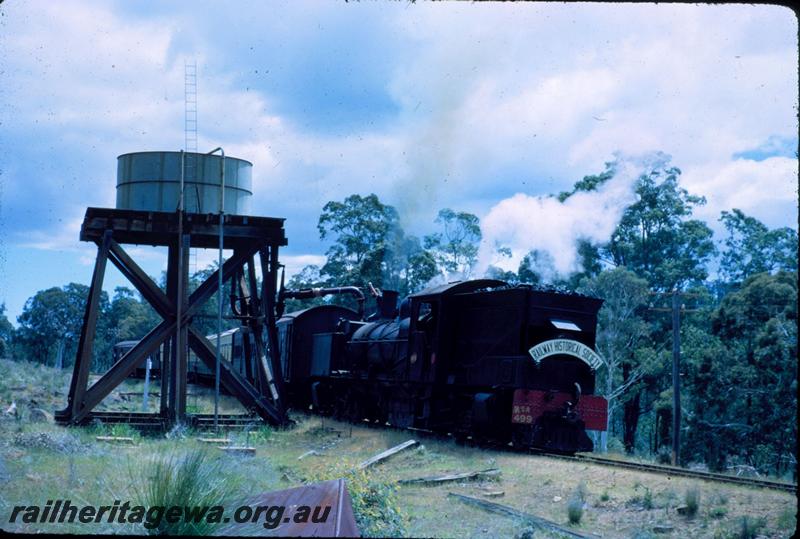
(476, 156, 645, 279)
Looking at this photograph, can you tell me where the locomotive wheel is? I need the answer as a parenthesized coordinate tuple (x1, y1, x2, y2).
(365, 389, 388, 424)
(334, 387, 364, 422)
(511, 425, 533, 449)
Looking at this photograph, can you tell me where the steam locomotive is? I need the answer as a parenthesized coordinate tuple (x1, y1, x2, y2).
(276, 279, 608, 452)
(122, 279, 608, 453)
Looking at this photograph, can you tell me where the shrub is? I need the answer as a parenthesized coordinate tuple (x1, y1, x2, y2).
(567, 496, 583, 524)
(129, 448, 237, 535)
(627, 487, 654, 510)
(516, 526, 537, 539)
(777, 508, 796, 529)
(246, 425, 273, 444)
(600, 490, 610, 502)
(109, 423, 139, 441)
(642, 488, 654, 510)
(684, 487, 700, 517)
(709, 506, 727, 519)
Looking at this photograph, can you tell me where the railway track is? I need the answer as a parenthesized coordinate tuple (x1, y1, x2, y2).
(311, 415, 798, 494)
(533, 451, 797, 494)
(350, 417, 797, 494)
(76, 410, 796, 493)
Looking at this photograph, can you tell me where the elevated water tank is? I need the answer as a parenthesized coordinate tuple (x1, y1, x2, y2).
(116, 151, 253, 214)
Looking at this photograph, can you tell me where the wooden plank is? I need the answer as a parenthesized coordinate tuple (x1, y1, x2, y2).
(198, 438, 232, 444)
(357, 440, 418, 470)
(219, 446, 256, 456)
(448, 492, 597, 539)
(399, 468, 501, 485)
(95, 436, 135, 443)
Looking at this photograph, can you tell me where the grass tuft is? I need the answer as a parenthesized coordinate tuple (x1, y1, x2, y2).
(566, 496, 583, 524)
(129, 447, 237, 535)
(684, 486, 700, 517)
(735, 515, 766, 539)
(567, 482, 586, 524)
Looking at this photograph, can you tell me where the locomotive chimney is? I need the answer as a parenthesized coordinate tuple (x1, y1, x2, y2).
(377, 290, 399, 319)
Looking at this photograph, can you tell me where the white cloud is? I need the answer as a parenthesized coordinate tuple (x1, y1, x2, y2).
(682, 157, 799, 230)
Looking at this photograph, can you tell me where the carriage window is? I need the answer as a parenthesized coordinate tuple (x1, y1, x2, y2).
(550, 319, 581, 332)
(418, 302, 432, 319)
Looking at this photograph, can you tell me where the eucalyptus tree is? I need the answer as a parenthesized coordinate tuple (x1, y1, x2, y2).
(424, 208, 482, 279)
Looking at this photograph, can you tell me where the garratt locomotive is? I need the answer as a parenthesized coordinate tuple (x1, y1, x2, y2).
(276, 279, 608, 453)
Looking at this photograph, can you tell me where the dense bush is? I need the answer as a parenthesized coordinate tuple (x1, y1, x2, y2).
(303, 460, 406, 538)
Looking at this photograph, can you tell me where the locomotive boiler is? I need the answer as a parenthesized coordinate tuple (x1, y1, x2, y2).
(277, 279, 608, 453)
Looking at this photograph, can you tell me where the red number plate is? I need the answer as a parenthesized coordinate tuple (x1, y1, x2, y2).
(511, 389, 608, 431)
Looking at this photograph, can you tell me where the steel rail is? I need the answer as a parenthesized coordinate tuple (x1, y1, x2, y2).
(531, 451, 797, 494)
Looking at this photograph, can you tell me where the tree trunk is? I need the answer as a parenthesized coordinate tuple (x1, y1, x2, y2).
(601, 357, 615, 453)
(623, 391, 640, 453)
(657, 408, 671, 450)
(55, 339, 65, 369)
(621, 362, 640, 453)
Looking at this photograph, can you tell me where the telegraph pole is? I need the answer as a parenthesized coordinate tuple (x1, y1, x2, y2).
(648, 290, 699, 466)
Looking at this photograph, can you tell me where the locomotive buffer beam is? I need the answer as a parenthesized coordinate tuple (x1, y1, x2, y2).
(56, 207, 289, 429)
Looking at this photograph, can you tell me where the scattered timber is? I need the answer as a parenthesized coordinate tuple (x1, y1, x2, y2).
(399, 468, 501, 485)
(95, 436, 135, 444)
(481, 490, 505, 497)
(357, 439, 418, 470)
(298, 450, 318, 460)
(219, 446, 256, 456)
(448, 492, 597, 539)
(198, 437, 232, 444)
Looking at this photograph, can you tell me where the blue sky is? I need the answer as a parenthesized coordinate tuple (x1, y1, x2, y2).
(0, 2, 797, 324)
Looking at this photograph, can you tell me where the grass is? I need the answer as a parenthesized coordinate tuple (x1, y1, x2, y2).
(627, 486, 654, 510)
(1, 358, 797, 538)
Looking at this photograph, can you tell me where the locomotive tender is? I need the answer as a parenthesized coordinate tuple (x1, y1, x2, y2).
(122, 279, 608, 453)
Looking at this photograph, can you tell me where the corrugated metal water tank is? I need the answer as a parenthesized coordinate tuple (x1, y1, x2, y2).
(116, 151, 253, 214)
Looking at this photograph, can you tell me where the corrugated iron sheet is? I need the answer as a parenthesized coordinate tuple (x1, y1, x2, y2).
(218, 478, 360, 537)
